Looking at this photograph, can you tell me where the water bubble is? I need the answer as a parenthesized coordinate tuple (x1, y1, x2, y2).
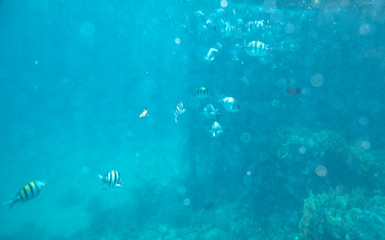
(81, 166, 89, 174)
(299, 146, 307, 154)
(175, 38, 181, 45)
(80, 21, 95, 37)
(220, 0, 228, 8)
(246, 170, 252, 176)
(183, 198, 191, 206)
(359, 23, 371, 35)
(310, 73, 324, 87)
(315, 165, 327, 177)
(358, 116, 369, 127)
(361, 141, 371, 150)
(240, 132, 252, 143)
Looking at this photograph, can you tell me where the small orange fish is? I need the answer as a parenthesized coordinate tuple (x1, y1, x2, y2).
(139, 108, 149, 118)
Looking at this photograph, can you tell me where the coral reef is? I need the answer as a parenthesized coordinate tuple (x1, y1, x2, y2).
(299, 190, 385, 240)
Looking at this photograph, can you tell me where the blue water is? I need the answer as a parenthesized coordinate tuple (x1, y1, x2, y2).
(1, 0, 385, 239)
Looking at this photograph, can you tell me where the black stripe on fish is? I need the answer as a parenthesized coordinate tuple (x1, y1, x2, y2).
(28, 183, 35, 197)
(22, 187, 28, 201)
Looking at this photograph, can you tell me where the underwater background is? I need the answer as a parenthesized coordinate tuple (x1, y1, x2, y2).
(0, 0, 385, 239)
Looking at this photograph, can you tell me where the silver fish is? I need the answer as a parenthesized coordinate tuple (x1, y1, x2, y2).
(2, 180, 45, 208)
(220, 97, 240, 112)
(99, 170, 123, 188)
(210, 121, 224, 137)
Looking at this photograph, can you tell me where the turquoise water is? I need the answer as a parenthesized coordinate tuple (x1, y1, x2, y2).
(0, 0, 385, 239)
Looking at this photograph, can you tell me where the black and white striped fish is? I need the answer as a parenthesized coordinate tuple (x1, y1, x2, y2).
(2, 180, 45, 209)
(244, 40, 268, 57)
(174, 101, 186, 123)
(220, 97, 240, 112)
(210, 121, 224, 137)
(98, 170, 123, 188)
(245, 20, 265, 32)
(196, 87, 209, 99)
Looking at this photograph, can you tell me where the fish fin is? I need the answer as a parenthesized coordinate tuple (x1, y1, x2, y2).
(2, 199, 18, 209)
(98, 175, 104, 183)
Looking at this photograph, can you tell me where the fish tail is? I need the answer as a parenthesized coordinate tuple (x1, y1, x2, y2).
(2, 199, 18, 209)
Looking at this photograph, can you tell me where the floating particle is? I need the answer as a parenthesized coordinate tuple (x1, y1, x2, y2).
(175, 38, 181, 45)
(246, 170, 252, 176)
(183, 198, 191, 206)
(299, 146, 307, 154)
(310, 74, 324, 87)
(240, 132, 252, 143)
(80, 21, 95, 37)
(361, 141, 371, 150)
(221, 0, 228, 8)
(315, 165, 327, 177)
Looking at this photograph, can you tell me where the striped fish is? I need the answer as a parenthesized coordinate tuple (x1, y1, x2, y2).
(196, 87, 209, 99)
(210, 121, 224, 137)
(220, 97, 240, 112)
(98, 170, 123, 188)
(174, 101, 186, 123)
(2, 180, 45, 209)
(245, 20, 265, 32)
(244, 40, 268, 57)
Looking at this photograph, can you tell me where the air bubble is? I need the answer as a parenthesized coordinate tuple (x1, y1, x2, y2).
(361, 141, 371, 150)
(285, 23, 295, 34)
(175, 38, 181, 45)
(358, 116, 369, 127)
(183, 198, 191, 206)
(315, 165, 327, 177)
(240, 132, 252, 143)
(310, 74, 324, 87)
(299, 146, 307, 154)
(220, 0, 228, 8)
(359, 24, 371, 35)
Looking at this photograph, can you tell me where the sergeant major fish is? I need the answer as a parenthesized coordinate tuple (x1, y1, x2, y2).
(203, 104, 220, 120)
(99, 170, 123, 188)
(210, 121, 224, 137)
(220, 97, 240, 112)
(244, 40, 268, 57)
(174, 101, 186, 123)
(196, 87, 209, 99)
(2, 180, 45, 209)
